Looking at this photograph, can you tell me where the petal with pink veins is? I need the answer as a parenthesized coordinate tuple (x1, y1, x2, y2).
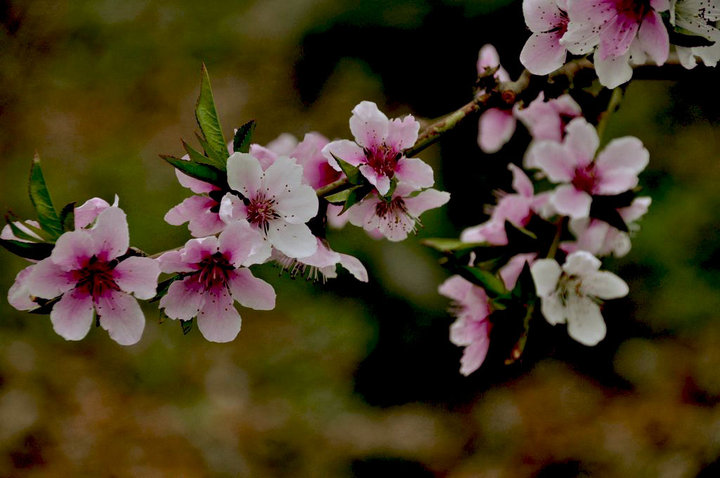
(28, 258, 76, 299)
(638, 10, 669, 65)
(74, 197, 111, 229)
(385, 115, 420, 151)
(89, 207, 129, 261)
(196, 286, 242, 343)
(596, 168, 640, 195)
(160, 279, 204, 321)
(349, 101, 390, 149)
(321, 140, 366, 170)
(50, 288, 95, 341)
(181, 236, 218, 264)
(95, 290, 145, 346)
(395, 157, 434, 190)
(564, 118, 599, 166)
(157, 250, 196, 274)
(228, 268, 276, 310)
(51, 230, 94, 271)
(218, 221, 270, 267)
(113, 257, 160, 300)
(520, 31, 567, 75)
(404, 189, 451, 217)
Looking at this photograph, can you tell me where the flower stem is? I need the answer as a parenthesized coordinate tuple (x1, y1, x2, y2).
(315, 177, 349, 197)
(596, 86, 624, 143)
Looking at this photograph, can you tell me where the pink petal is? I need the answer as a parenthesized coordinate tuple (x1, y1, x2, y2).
(51, 230, 94, 271)
(598, 15, 639, 60)
(160, 278, 204, 321)
(95, 290, 145, 346)
(321, 139, 366, 170)
(249, 144, 280, 170)
(459, 337, 491, 376)
(500, 253, 537, 290)
(509, 163, 534, 197)
(175, 169, 217, 194)
(27, 258, 76, 299)
(337, 253, 368, 282)
(50, 288, 95, 341)
(395, 157, 434, 190)
(530, 141, 574, 182)
(564, 118, 599, 167)
(638, 10, 669, 65)
(349, 101, 390, 149)
(595, 137, 649, 174)
(594, 50, 633, 88)
(164, 196, 224, 238)
(551, 184, 592, 218)
(218, 221, 270, 267)
(477, 44, 510, 81)
(196, 286, 242, 343)
(358, 164, 391, 196)
(88, 207, 129, 261)
(182, 236, 218, 264)
(218, 194, 248, 224)
(265, 132, 299, 156)
(523, 0, 567, 32)
(157, 250, 196, 274)
(113, 256, 160, 300)
(404, 189, 451, 217)
(228, 268, 276, 310)
(262, 156, 304, 197)
(439, 275, 473, 303)
(74, 197, 111, 229)
(386, 115, 420, 151)
(226, 152, 263, 198)
(620, 197, 651, 223)
(478, 108, 516, 153)
(267, 221, 318, 258)
(595, 168, 639, 195)
(8, 265, 37, 311)
(520, 31, 567, 75)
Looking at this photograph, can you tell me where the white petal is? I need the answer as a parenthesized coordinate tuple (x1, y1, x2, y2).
(563, 250, 601, 277)
(267, 222, 318, 259)
(566, 296, 606, 346)
(583, 270, 629, 299)
(226, 152, 262, 198)
(540, 293, 566, 325)
(531, 259, 562, 297)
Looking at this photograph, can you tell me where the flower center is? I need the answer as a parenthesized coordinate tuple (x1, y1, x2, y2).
(247, 193, 279, 233)
(196, 252, 234, 290)
(615, 0, 651, 21)
(557, 274, 584, 305)
(375, 196, 407, 219)
(365, 144, 401, 178)
(73, 256, 120, 298)
(571, 164, 598, 194)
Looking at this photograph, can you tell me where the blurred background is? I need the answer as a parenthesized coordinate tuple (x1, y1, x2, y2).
(1, 0, 720, 476)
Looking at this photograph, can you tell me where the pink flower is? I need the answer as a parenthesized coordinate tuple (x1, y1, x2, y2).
(165, 161, 226, 237)
(515, 92, 582, 143)
(271, 237, 368, 282)
(461, 164, 547, 245)
(520, 0, 571, 75)
(25, 207, 160, 345)
(561, 0, 670, 88)
(500, 253, 538, 290)
(529, 118, 649, 219)
(158, 221, 275, 343)
(561, 196, 651, 257)
(321, 101, 433, 196)
(347, 183, 450, 242)
(220, 153, 319, 258)
(476, 45, 517, 153)
(439, 275, 493, 375)
(74, 196, 114, 229)
(8, 266, 37, 311)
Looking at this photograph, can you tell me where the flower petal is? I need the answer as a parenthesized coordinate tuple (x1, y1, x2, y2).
(226, 152, 263, 198)
(157, 250, 196, 274)
(50, 288, 95, 341)
(583, 270, 629, 299)
(530, 141, 575, 182)
(51, 230, 94, 271)
(228, 268, 276, 310)
(89, 207, 129, 261)
(218, 220, 270, 267)
(74, 197, 111, 229)
(160, 278, 204, 322)
(395, 157, 434, 189)
(566, 296, 606, 345)
(523, 0, 566, 31)
(321, 139, 366, 170)
(267, 222, 318, 258)
(28, 258, 76, 299)
(196, 286, 242, 343)
(95, 290, 145, 346)
(520, 31, 567, 75)
(563, 250, 602, 276)
(386, 115, 420, 151)
(478, 108, 516, 153)
(638, 10, 669, 65)
(531, 259, 562, 297)
(8, 265, 37, 311)
(595, 136, 649, 174)
(564, 118, 599, 166)
(349, 101, 390, 149)
(594, 50, 633, 89)
(164, 196, 224, 237)
(113, 257, 160, 300)
(550, 184, 592, 218)
(459, 337, 490, 376)
(275, 185, 319, 224)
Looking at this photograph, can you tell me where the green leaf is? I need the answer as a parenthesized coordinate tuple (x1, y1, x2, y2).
(182, 140, 226, 170)
(459, 266, 508, 298)
(324, 187, 354, 204)
(28, 154, 63, 239)
(340, 184, 372, 214)
(59, 202, 76, 232)
(181, 318, 194, 335)
(0, 238, 54, 260)
(233, 120, 256, 154)
(195, 64, 228, 164)
(6, 219, 40, 242)
(330, 153, 363, 185)
(422, 238, 486, 253)
(161, 155, 227, 188)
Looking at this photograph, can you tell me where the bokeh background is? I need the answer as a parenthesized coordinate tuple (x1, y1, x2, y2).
(2, 0, 720, 476)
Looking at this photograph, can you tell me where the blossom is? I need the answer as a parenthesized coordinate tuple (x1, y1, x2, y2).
(476, 45, 517, 153)
(8, 265, 37, 310)
(321, 101, 433, 196)
(561, 0, 670, 88)
(158, 221, 275, 343)
(672, 0, 720, 68)
(500, 253, 538, 290)
(439, 275, 493, 375)
(461, 164, 548, 245)
(165, 160, 226, 237)
(520, 0, 571, 75)
(25, 207, 160, 345)
(271, 237, 368, 282)
(529, 118, 649, 219)
(220, 153, 319, 258)
(561, 196, 651, 257)
(515, 92, 582, 143)
(531, 250, 629, 345)
(347, 183, 450, 242)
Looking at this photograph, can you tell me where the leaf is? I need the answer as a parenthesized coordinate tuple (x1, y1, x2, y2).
(422, 238, 486, 253)
(59, 202, 76, 232)
(181, 318, 194, 335)
(161, 155, 226, 188)
(28, 154, 63, 239)
(459, 266, 508, 298)
(340, 184, 373, 214)
(195, 64, 228, 163)
(182, 140, 226, 170)
(5, 219, 40, 242)
(233, 120, 256, 154)
(0, 238, 54, 260)
(330, 153, 363, 185)
(324, 187, 354, 204)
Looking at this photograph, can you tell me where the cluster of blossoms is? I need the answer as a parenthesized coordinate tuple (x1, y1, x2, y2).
(3, 1, 716, 376)
(520, 0, 720, 87)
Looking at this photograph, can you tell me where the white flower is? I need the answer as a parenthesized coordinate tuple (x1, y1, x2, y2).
(530, 251, 629, 345)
